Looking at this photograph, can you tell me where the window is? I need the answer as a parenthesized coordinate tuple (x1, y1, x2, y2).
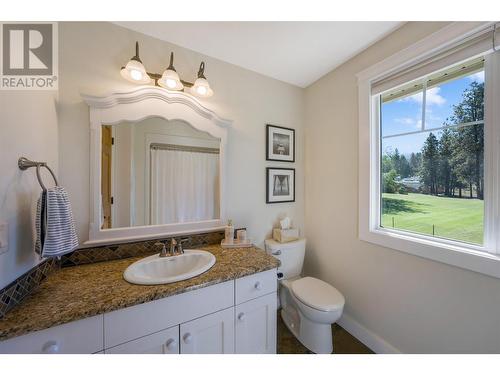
(358, 22, 500, 279)
(380, 59, 485, 246)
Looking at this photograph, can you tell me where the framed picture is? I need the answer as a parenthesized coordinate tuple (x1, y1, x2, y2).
(266, 167, 295, 203)
(266, 124, 295, 162)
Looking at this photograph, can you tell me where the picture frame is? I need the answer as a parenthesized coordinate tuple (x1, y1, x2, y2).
(266, 167, 295, 203)
(266, 124, 295, 162)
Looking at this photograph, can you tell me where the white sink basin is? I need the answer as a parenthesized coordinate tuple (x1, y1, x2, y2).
(123, 250, 216, 285)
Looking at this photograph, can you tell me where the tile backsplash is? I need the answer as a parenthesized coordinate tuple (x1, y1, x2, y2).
(0, 259, 58, 319)
(60, 231, 225, 267)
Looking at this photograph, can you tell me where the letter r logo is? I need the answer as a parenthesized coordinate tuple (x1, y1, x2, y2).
(2, 23, 53, 75)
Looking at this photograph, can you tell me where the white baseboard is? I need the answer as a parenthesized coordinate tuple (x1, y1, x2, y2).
(337, 313, 401, 354)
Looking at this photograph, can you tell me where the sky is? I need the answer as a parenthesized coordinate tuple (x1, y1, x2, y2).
(381, 71, 484, 156)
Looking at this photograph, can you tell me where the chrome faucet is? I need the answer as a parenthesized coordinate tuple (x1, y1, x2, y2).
(155, 238, 189, 257)
(169, 238, 178, 256)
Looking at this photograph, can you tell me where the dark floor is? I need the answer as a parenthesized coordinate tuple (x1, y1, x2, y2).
(277, 311, 373, 354)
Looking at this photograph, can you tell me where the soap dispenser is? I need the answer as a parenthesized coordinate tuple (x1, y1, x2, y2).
(225, 219, 234, 244)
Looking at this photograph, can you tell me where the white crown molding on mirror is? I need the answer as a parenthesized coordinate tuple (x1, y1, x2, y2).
(81, 86, 232, 246)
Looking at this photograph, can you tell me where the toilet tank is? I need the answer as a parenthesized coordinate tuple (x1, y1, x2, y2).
(265, 238, 306, 280)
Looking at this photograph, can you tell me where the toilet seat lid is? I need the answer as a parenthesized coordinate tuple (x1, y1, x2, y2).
(291, 277, 345, 312)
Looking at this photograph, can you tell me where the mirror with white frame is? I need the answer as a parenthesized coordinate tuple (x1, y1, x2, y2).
(101, 118, 221, 230)
(83, 87, 231, 244)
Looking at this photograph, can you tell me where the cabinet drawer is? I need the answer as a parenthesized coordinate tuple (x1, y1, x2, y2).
(105, 325, 179, 354)
(0, 315, 104, 354)
(235, 269, 277, 305)
(104, 280, 234, 349)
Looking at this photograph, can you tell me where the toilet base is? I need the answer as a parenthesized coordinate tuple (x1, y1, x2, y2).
(280, 284, 341, 354)
(281, 307, 334, 354)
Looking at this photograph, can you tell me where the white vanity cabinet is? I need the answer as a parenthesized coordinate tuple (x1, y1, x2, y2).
(0, 269, 277, 354)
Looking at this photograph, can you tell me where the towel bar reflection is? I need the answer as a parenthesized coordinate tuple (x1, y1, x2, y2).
(18, 157, 59, 191)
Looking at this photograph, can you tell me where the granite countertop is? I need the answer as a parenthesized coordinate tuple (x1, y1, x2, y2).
(0, 245, 279, 341)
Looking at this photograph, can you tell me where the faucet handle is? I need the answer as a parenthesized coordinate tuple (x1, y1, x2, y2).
(155, 241, 168, 257)
(177, 238, 189, 254)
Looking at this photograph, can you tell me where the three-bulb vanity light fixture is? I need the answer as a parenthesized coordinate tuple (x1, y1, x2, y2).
(120, 42, 214, 98)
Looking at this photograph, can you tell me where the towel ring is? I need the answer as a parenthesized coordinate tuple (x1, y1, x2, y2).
(18, 157, 59, 191)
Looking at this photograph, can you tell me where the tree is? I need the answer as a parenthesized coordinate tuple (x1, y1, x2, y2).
(382, 169, 400, 193)
(450, 82, 484, 199)
(452, 144, 474, 198)
(439, 128, 455, 197)
(383, 148, 411, 178)
(382, 154, 394, 173)
(398, 154, 411, 178)
(420, 132, 440, 195)
(409, 152, 422, 177)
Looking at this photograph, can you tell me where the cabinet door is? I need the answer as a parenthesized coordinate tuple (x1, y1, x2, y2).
(235, 293, 277, 354)
(180, 307, 234, 354)
(105, 326, 179, 354)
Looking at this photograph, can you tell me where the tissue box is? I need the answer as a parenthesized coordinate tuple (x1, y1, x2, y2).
(273, 228, 299, 243)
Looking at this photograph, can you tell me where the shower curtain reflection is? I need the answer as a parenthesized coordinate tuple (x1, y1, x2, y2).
(150, 147, 220, 225)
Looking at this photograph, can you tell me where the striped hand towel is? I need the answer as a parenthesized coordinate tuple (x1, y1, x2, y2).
(35, 186, 79, 258)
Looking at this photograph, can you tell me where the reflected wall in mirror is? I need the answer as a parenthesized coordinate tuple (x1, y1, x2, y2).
(101, 117, 220, 230)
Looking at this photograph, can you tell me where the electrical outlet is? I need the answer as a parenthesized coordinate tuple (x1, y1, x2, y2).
(0, 221, 8, 255)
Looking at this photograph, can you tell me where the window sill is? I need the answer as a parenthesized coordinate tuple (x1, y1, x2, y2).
(360, 227, 500, 279)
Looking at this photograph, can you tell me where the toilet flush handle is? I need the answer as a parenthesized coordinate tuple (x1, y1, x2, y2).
(272, 250, 281, 255)
(254, 281, 262, 290)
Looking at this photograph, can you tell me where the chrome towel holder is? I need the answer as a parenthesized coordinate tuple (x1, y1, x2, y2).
(18, 157, 59, 191)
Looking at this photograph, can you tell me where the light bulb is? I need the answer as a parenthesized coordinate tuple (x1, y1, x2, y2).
(166, 78, 177, 88)
(196, 86, 207, 95)
(158, 68, 183, 91)
(191, 77, 213, 98)
(120, 59, 151, 84)
(130, 69, 143, 81)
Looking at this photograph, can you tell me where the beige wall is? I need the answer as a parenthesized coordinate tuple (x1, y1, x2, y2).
(57, 22, 304, 247)
(304, 22, 500, 353)
(0, 92, 58, 288)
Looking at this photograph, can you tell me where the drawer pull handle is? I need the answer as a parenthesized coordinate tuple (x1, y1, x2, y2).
(272, 250, 281, 255)
(165, 338, 177, 351)
(183, 333, 193, 344)
(254, 281, 262, 290)
(238, 312, 245, 321)
(42, 341, 59, 354)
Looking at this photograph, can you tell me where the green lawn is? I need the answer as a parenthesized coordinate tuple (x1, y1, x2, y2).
(381, 193, 484, 245)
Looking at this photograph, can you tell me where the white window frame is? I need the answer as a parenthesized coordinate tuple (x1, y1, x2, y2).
(358, 22, 500, 279)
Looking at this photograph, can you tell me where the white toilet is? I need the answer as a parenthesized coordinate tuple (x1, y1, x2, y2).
(265, 238, 345, 354)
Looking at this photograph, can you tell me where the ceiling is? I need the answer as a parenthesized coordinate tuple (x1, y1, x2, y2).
(114, 22, 403, 88)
